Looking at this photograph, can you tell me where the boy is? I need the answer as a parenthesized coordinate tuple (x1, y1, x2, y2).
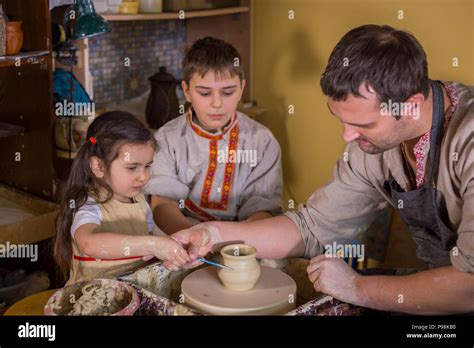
(145, 37, 282, 234)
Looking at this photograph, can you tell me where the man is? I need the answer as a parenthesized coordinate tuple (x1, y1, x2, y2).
(168, 25, 474, 314)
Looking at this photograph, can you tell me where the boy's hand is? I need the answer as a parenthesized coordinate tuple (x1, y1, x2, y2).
(152, 236, 190, 268)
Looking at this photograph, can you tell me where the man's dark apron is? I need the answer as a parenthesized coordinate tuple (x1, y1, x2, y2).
(383, 81, 458, 269)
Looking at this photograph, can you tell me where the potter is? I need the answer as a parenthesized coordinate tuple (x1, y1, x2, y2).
(170, 24, 474, 315)
(217, 244, 261, 291)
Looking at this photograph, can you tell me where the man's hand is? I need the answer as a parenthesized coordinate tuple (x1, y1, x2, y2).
(307, 255, 363, 305)
(164, 223, 221, 270)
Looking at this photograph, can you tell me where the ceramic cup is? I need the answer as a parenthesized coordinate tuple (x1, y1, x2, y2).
(6, 21, 23, 55)
(217, 244, 261, 291)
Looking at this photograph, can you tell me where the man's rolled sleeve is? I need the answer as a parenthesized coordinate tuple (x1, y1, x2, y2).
(450, 139, 474, 273)
(285, 207, 325, 259)
(285, 142, 389, 259)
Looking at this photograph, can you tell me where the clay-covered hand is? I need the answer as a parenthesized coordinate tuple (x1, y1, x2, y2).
(153, 236, 190, 268)
(166, 223, 221, 269)
(307, 255, 363, 305)
(141, 255, 155, 262)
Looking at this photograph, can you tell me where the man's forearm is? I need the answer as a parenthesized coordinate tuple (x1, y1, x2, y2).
(245, 211, 273, 222)
(210, 216, 305, 259)
(356, 266, 474, 314)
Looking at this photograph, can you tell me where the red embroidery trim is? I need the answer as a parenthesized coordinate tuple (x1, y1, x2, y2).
(413, 81, 459, 188)
(200, 124, 238, 210)
(188, 111, 237, 141)
(188, 111, 239, 211)
(414, 133, 430, 188)
(184, 199, 217, 221)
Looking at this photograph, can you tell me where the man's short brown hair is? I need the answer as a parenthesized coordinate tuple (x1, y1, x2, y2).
(320, 24, 430, 104)
(182, 36, 244, 85)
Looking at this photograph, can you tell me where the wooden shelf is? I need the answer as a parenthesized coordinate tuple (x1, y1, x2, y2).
(101, 6, 249, 21)
(0, 51, 50, 68)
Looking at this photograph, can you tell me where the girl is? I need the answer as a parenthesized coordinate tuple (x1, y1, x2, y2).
(54, 111, 190, 285)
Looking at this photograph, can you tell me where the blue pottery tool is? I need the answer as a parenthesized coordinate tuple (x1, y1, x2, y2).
(196, 257, 233, 270)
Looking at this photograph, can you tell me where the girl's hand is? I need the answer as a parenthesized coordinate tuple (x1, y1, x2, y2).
(164, 223, 221, 270)
(152, 236, 190, 268)
(172, 223, 220, 258)
(141, 255, 155, 262)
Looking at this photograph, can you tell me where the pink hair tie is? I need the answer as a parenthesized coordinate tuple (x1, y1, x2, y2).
(89, 136, 97, 144)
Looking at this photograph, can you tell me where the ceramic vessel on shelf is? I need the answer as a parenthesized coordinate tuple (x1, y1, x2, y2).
(0, 5, 7, 56)
(139, 0, 162, 13)
(119, 1, 139, 14)
(217, 244, 261, 292)
(6, 21, 23, 55)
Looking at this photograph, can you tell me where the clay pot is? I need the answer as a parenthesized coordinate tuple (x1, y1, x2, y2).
(6, 21, 23, 55)
(217, 244, 261, 291)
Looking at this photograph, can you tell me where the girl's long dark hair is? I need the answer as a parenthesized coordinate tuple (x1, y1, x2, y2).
(54, 111, 157, 280)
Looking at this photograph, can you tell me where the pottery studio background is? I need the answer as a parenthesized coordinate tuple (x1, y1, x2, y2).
(0, 0, 473, 314)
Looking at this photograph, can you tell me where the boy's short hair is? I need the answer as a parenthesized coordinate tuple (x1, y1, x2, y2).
(320, 24, 430, 104)
(183, 36, 244, 84)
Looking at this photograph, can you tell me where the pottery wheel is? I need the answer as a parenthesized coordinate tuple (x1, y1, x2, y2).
(181, 266, 297, 315)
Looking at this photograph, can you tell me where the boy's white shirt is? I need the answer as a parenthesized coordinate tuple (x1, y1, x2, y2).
(144, 111, 283, 222)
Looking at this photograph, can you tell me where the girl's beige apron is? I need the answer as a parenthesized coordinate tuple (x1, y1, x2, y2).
(67, 192, 149, 285)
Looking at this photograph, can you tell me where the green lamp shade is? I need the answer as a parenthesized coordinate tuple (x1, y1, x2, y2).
(73, 0, 111, 40)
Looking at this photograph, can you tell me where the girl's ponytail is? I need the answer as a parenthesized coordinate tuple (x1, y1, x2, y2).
(54, 141, 97, 280)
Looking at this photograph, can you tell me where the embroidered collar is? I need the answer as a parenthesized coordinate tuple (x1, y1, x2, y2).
(413, 81, 459, 188)
(188, 108, 238, 140)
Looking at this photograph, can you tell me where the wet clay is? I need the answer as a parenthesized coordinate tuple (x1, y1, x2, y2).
(68, 282, 122, 315)
(45, 279, 139, 316)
